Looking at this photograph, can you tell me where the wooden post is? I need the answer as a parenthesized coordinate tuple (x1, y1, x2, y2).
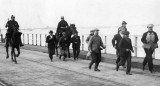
(45, 34, 47, 47)
(1, 34, 3, 43)
(134, 36, 138, 57)
(27, 34, 29, 45)
(40, 34, 42, 46)
(82, 35, 84, 51)
(32, 34, 34, 45)
(104, 36, 107, 54)
(36, 34, 37, 46)
(23, 34, 25, 44)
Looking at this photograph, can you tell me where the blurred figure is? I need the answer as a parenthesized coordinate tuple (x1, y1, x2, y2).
(88, 28, 106, 71)
(116, 31, 134, 75)
(118, 21, 127, 33)
(71, 31, 81, 60)
(58, 32, 70, 61)
(141, 24, 159, 73)
(85, 29, 95, 59)
(5, 15, 24, 47)
(56, 16, 69, 38)
(112, 28, 126, 68)
(46, 30, 57, 62)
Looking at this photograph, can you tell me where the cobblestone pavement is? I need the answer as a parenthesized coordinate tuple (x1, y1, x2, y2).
(0, 46, 160, 86)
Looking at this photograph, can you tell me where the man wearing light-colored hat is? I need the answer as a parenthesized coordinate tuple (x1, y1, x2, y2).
(88, 28, 106, 71)
(141, 24, 159, 73)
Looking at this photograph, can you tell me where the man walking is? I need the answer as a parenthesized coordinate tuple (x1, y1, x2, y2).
(116, 31, 134, 75)
(46, 30, 57, 62)
(112, 28, 126, 68)
(88, 28, 106, 71)
(71, 31, 81, 60)
(58, 32, 70, 61)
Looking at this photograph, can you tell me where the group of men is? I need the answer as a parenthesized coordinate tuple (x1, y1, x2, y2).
(5, 15, 159, 74)
(46, 16, 81, 61)
(112, 21, 159, 74)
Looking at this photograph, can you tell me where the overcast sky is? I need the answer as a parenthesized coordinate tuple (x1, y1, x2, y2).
(0, 0, 160, 29)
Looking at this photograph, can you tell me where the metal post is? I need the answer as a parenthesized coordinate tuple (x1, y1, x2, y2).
(36, 34, 37, 46)
(23, 34, 25, 44)
(104, 36, 107, 54)
(27, 34, 29, 45)
(82, 35, 84, 51)
(32, 34, 34, 45)
(135, 36, 138, 57)
(40, 34, 42, 46)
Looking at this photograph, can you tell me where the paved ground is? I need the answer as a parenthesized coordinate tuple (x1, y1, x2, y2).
(0, 46, 160, 86)
(1, 43, 160, 72)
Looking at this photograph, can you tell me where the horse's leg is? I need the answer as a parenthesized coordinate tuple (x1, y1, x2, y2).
(16, 46, 20, 57)
(13, 47, 17, 64)
(6, 45, 9, 59)
(11, 47, 14, 62)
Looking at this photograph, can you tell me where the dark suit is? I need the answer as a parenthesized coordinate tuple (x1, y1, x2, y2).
(46, 35, 56, 61)
(141, 31, 159, 72)
(56, 20, 68, 34)
(112, 34, 123, 64)
(59, 36, 70, 60)
(118, 37, 133, 74)
(71, 35, 81, 60)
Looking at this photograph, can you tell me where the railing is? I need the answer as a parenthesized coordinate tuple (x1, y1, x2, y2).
(0, 33, 158, 59)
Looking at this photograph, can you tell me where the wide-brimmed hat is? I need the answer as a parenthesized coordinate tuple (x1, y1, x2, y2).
(93, 28, 99, 31)
(49, 30, 53, 33)
(147, 24, 154, 28)
(122, 31, 130, 35)
(122, 21, 127, 25)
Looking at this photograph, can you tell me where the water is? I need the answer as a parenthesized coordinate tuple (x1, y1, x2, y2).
(1, 25, 160, 59)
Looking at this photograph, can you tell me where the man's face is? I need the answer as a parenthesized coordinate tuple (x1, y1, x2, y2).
(122, 24, 126, 27)
(148, 27, 153, 32)
(49, 33, 53, 36)
(11, 17, 15, 21)
(94, 31, 99, 35)
(90, 31, 94, 35)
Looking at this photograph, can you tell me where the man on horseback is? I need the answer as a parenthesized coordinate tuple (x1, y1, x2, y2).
(56, 16, 69, 38)
(5, 15, 23, 58)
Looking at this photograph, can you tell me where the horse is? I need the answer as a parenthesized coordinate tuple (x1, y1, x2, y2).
(6, 29, 21, 64)
(55, 24, 77, 58)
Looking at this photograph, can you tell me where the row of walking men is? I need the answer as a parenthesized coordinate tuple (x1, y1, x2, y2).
(4, 15, 159, 75)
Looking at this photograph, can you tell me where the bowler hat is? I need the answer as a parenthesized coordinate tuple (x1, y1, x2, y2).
(94, 28, 99, 31)
(122, 31, 130, 35)
(49, 30, 53, 33)
(122, 21, 127, 25)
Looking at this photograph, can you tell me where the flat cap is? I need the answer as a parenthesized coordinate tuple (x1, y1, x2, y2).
(49, 30, 53, 33)
(122, 21, 127, 25)
(122, 31, 130, 35)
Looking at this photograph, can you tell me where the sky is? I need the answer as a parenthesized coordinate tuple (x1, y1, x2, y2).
(0, 0, 160, 29)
